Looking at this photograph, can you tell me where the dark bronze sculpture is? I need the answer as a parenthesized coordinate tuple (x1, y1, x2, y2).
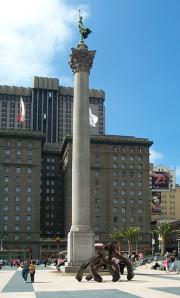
(76, 243, 134, 282)
(78, 10, 92, 43)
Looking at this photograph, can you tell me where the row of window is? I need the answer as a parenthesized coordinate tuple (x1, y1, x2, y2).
(5, 149, 33, 156)
(2, 206, 32, 212)
(2, 234, 32, 241)
(4, 176, 32, 183)
(95, 198, 143, 205)
(4, 167, 32, 174)
(4, 158, 32, 164)
(112, 180, 143, 187)
(4, 186, 32, 193)
(3, 215, 32, 222)
(3, 196, 32, 202)
(4, 140, 32, 147)
(112, 155, 142, 161)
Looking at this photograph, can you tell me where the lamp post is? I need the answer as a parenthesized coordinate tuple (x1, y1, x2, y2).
(177, 238, 180, 260)
(0, 239, 3, 251)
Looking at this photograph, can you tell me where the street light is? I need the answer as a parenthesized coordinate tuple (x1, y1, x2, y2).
(177, 238, 180, 260)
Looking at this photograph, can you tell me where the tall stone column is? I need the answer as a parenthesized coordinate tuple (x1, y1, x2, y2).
(66, 42, 96, 270)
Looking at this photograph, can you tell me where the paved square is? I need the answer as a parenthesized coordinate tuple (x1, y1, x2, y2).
(0, 265, 180, 298)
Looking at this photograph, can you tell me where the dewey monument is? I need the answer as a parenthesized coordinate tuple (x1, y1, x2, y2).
(64, 12, 96, 271)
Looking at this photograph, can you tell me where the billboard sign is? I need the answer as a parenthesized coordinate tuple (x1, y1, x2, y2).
(151, 171, 170, 190)
(151, 191, 162, 214)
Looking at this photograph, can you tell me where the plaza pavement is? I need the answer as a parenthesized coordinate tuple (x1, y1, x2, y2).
(0, 264, 180, 298)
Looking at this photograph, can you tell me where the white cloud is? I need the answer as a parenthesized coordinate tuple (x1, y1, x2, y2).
(0, 0, 89, 86)
(149, 148, 164, 164)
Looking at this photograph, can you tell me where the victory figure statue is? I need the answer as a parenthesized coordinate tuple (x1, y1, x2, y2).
(78, 10, 92, 43)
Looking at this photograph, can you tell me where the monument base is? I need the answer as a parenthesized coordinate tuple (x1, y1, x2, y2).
(64, 229, 95, 272)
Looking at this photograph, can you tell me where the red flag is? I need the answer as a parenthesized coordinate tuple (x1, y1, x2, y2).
(18, 96, 25, 123)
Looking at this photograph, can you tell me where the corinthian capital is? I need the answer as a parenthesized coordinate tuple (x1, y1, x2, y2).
(69, 43, 96, 74)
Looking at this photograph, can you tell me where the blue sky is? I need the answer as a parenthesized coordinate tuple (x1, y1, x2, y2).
(0, 0, 180, 181)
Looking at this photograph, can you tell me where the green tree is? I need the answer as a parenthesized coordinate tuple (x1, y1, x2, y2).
(110, 231, 124, 253)
(153, 222, 176, 255)
(121, 226, 141, 255)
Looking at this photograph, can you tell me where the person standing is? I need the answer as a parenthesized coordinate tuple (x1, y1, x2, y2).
(29, 260, 36, 283)
(22, 260, 30, 282)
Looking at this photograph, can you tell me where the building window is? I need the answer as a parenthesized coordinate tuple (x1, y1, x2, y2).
(17, 150, 21, 155)
(15, 234, 20, 240)
(130, 199, 134, 204)
(3, 224, 8, 231)
(122, 217, 126, 222)
(130, 217, 135, 222)
(138, 164, 142, 169)
(4, 176, 9, 183)
(16, 186, 20, 192)
(15, 225, 20, 231)
(113, 155, 118, 161)
(121, 190, 126, 195)
(113, 180, 118, 187)
(113, 226, 118, 231)
(138, 181, 142, 187)
(113, 163, 118, 169)
(139, 209, 143, 214)
(3, 215, 8, 221)
(16, 176, 21, 183)
(28, 150, 32, 156)
(27, 206, 31, 212)
(122, 207, 126, 213)
(16, 167, 21, 174)
(114, 207, 118, 213)
(3, 206, 8, 212)
(113, 198, 118, 204)
(4, 196, 8, 202)
(138, 190, 143, 196)
(16, 206, 20, 212)
(5, 149, 10, 155)
(129, 164, 134, 169)
(27, 197, 32, 203)
(121, 198, 126, 204)
(26, 234, 31, 240)
(15, 196, 20, 202)
(138, 172, 142, 178)
(121, 156, 126, 161)
(28, 177, 32, 183)
(138, 156, 142, 162)
(27, 187, 32, 193)
(4, 167, 9, 173)
(130, 190, 134, 195)
(4, 186, 9, 192)
(26, 225, 31, 231)
(130, 156, 134, 161)
(15, 215, 20, 221)
(139, 199, 143, 204)
(17, 141, 21, 146)
(27, 215, 31, 221)
(27, 168, 32, 174)
(121, 164, 126, 169)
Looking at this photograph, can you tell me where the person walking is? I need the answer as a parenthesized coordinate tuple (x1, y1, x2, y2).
(22, 260, 30, 282)
(29, 260, 36, 283)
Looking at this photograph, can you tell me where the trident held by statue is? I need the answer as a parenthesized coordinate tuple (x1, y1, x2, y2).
(78, 9, 92, 43)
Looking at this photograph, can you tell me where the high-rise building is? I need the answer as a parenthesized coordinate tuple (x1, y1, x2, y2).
(0, 76, 105, 143)
(61, 135, 153, 251)
(0, 129, 43, 257)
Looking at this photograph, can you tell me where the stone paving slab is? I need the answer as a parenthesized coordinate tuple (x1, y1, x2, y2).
(0, 266, 180, 298)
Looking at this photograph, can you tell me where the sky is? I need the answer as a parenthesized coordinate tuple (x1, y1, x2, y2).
(0, 0, 180, 182)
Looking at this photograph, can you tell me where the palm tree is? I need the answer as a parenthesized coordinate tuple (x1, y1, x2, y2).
(110, 231, 124, 253)
(153, 222, 176, 255)
(121, 226, 141, 255)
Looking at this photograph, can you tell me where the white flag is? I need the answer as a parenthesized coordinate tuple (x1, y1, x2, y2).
(18, 96, 25, 123)
(89, 107, 98, 127)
